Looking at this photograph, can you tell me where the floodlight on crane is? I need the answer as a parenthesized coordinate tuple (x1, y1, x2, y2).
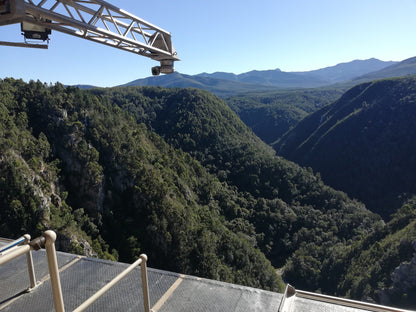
(0, 0, 179, 75)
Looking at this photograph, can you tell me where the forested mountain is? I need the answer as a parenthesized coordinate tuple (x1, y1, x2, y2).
(1, 78, 415, 308)
(0, 79, 282, 290)
(120, 58, 405, 147)
(220, 58, 415, 146)
(353, 57, 416, 83)
(147, 58, 412, 148)
(225, 88, 345, 144)
(276, 76, 416, 219)
(285, 198, 416, 309)
(120, 72, 278, 98)
(121, 58, 396, 97)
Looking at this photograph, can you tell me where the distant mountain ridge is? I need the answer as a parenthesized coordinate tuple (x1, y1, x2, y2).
(196, 68, 330, 88)
(353, 56, 416, 82)
(120, 72, 279, 97)
(305, 58, 397, 82)
(198, 58, 396, 85)
(120, 58, 398, 96)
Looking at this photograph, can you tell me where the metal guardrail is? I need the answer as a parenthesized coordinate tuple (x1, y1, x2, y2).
(278, 284, 415, 312)
(0, 230, 151, 312)
(73, 254, 150, 312)
(277, 284, 296, 312)
(0, 236, 27, 254)
(0, 234, 37, 290)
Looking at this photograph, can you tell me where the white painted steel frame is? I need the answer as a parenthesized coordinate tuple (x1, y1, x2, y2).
(0, 0, 178, 61)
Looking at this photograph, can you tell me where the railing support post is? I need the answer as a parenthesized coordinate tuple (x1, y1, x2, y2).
(43, 230, 65, 312)
(73, 255, 149, 312)
(139, 254, 151, 312)
(23, 234, 37, 290)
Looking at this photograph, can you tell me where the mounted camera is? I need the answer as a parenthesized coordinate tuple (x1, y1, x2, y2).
(152, 59, 174, 76)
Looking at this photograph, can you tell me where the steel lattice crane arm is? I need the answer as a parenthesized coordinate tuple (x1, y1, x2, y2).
(0, 0, 178, 74)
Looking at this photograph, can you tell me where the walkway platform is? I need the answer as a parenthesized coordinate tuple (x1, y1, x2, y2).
(0, 238, 413, 312)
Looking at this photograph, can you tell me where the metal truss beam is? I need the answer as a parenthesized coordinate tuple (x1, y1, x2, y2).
(0, 0, 178, 63)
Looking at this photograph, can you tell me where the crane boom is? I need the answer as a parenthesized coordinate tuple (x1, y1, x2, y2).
(0, 0, 178, 74)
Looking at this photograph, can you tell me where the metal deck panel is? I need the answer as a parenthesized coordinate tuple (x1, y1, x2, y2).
(156, 275, 282, 312)
(0, 252, 179, 312)
(2, 246, 411, 312)
(290, 296, 373, 312)
(0, 247, 283, 312)
(0, 250, 78, 308)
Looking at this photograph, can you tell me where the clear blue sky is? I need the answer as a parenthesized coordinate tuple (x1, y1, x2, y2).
(1, 0, 416, 87)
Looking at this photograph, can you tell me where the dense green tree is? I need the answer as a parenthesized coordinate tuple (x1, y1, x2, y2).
(0, 79, 283, 291)
(277, 76, 416, 219)
(225, 88, 344, 143)
(2, 78, 416, 308)
(92, 86, 382, 287)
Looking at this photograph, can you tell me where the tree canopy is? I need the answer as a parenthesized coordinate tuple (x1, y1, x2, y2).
(1, 79, 415, 308)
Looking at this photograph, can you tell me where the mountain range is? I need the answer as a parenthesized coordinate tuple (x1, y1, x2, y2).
(197, 58, 396, 85)
(121, 58, 398, 96)
(353, 56, 416, 82)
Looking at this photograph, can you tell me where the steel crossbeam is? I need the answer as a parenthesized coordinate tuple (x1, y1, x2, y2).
(0, 0, 178, 73)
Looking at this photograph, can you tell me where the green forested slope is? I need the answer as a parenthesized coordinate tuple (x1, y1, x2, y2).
(225, 88, 345, 144)
(341, 199, 416, 308)
(276, 76, 416, 219)
(0, 79, 282, 291)
(1, 79, 415, 308)
(285, 197, 416, 308)
(92, 87, 387, 287)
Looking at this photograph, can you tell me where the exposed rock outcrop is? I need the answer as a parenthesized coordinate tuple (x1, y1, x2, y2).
(379, 239, 416, 306)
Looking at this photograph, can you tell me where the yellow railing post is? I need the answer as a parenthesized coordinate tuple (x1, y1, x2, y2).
(1, 231, 152, 312)
(73, 255, 149, 312)
(139, 254, 151, 312)
(43, 230, 65, 312)
(23, 234, 37, 290)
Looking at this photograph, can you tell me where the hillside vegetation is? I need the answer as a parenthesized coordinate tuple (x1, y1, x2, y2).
(225, 88, 345, 144)
(1, 79, 415, 308)
(0, 79, 282, 290)
(276, 76, 416, 219)
(91, 86, 388, 290)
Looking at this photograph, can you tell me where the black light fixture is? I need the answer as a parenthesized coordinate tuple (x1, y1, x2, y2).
(21, 21, 51, 41)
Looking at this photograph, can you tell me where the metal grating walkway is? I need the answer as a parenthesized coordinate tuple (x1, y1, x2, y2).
(0, 247, 282, 312)
(0, 238, 414, 312)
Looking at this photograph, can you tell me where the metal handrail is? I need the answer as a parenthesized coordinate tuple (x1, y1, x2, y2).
(278, 284, 415, 312)
(296, 289, 415, 312)
(0, 234, 37, 290)
(0, 236, 27, 254)
(73, 254, 150, 312)
(40, 230, 151, 312)
(278, 284, 296, 312)
(1, 231, 151, 311)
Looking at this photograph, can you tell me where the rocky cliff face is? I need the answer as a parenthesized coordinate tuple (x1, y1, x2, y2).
(379, 239, 416, 306)
(56, 232, 95, 257)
